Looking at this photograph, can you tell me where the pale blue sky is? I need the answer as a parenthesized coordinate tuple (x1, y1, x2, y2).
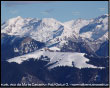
(1, 1, 108, 22)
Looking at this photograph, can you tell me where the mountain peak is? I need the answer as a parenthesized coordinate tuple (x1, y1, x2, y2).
(100, 14, 108, 18)
(103, 14, 108, 16)
(41, 18, 59, 23)
(7, 16, 23, 25)
(95, 14, 108, 20)
(11, 16, 23, 21)
(16, 16, 23, 19)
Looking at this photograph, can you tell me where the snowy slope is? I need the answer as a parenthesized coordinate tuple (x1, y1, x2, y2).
(79, 14, 108, 41)
(7, 49, 104, 69)
(64, 19, 92, 34)
(1, 17, 77, 43)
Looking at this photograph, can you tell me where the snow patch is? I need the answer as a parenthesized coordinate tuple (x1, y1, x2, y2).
(7, 50, 104, 69)
(49, 47, 60, 51)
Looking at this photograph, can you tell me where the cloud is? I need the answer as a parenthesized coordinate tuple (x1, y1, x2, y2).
(72, 12, 80, 15)
(40, 11, 49, 15)
(41, 9, 54, 15)
(98, 8, 106, 12)
(2, 1, 55, 7)
(9, 10, 18, 14)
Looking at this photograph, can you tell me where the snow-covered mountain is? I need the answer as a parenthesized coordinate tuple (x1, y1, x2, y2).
(1, 14, 108, 46)
(79, 14, 108, 41)
(1, 14, 109, 85)
(1, 14, 109, 62)
(1, 16, 78, 44)
(1, 14, 108, 66)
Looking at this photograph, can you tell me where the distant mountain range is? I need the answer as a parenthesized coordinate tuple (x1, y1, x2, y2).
(1, 14, 109, 85)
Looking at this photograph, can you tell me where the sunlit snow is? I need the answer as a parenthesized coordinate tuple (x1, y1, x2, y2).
(7, 49, 104, 69)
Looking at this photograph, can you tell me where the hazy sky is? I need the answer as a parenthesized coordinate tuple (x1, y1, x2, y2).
(1, 1, 108, 22)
